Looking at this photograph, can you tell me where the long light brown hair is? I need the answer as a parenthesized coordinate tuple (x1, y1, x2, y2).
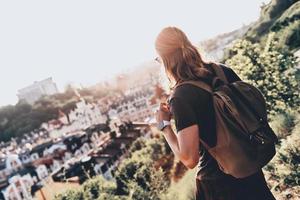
(155, 27, 214, 88)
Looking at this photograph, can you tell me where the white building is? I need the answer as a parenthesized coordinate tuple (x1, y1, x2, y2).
(4, 154, 23, 174)
(17, 77, 59, 104)
(36, 165, 48, 181)
(50, 160, 62, 172)
(44, 99, 107, 138)
(115, 88, 155, 123)
(74, 143, 91, 158)
(2, 174, 34, 200)
(66, 99, 107, 131)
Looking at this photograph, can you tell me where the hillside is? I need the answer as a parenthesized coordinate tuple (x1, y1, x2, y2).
(199, 25, 250, 61)
(0, 62, 159, 143)
(245, 0, 300, 50)
(52, 3, 300, 196)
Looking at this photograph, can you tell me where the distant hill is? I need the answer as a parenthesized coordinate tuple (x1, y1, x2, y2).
(0, 62, 160, 143)
(198, 25, 250, 61)
(200, 0, 300, 62)
(245, 0, 300, 50)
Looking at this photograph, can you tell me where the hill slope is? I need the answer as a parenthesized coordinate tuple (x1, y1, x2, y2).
(245, 0, 300, 50)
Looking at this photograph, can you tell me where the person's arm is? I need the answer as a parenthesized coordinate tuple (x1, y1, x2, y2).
(162, 124, 200, 169)
(155, 95, 200, 169)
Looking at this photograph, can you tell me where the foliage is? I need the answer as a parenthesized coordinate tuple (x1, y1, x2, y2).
(54, 136, 172, 200)
(82, 176, 117, 200)
(269, 110, 297, 138)
(115, 137, 170, 198)
(128, 137, 147, 153)
(245, 0, 298, 39)
(225, 33, 300, 115)
(271, 2, 300, 32)
(0, 101, 57, 142)
(224, 3, 300, 195)
(275, 20, 300, 50)
(53, 176, 118, 200)
(0, 85, 114, 142)
(264, 112, 300, 199)
(161, 168, 197, 200)
(54, 189, 85, 200)
(9, 2, 300, 199)
(244, 0, 300, 50)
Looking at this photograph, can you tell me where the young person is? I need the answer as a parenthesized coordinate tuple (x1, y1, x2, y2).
(154, 26, 276, 200)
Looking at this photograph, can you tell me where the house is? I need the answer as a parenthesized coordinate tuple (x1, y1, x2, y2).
(58, 110, 69, 125)
(63, 152, 72, 162)
(89, 131, 101, 149)
(29, 141, 67, 175)
(51, 156, 95, 184)
(2, 166, 38, 200)
(17, 77, 59, 105)
(0, 160, 8, 193)
(19, 151, 31, 165)
(68, 99, 107, 130)
(31, 156, 54, 175)
(43, 143, 67, 156)
(5, 154, 23, 174)
(0, 154, 30, 193)
(111, 88, 155, 123)
(51, 126, 140, 183)
(50, 160, 62, 172)
(91, 155, 114, 180)
(30, 140, 54, 162)
(35, 165, 48, 181)
(63, 131, 90, 155)
(2, 174, 34, 200)
(74, 143, 91, 158)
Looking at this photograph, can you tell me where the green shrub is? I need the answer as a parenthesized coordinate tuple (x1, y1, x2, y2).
(115, 138, 170, 198)
(225, 33, 300, 115)
(264, 113, 300, 199)
(82, 176, 117, 200)
(269, 110, 296, 138)
(54, 189, 85, 200)
(54, 135, 171, 200)
(161, 168, 197, 200)
(245, 0, 299, 42)
(128, 137, 147, 153)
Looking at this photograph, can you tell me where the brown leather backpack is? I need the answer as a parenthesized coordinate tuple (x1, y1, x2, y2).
(173, 63, 279, 178)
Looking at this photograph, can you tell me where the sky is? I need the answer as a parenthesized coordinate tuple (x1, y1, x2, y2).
(0, 0, 271, 107)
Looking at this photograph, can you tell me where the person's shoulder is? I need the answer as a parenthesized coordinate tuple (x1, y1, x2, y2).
(172, 81, 209, 99)
(214, 62, 232, 72)
(205, 62, 234, 76)
(216, 63, 242, 82)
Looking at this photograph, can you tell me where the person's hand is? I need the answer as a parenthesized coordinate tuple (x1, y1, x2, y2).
(155, 102, 172, 123)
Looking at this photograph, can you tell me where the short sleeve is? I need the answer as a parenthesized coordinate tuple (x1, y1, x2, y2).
(169, 96, 198, 132)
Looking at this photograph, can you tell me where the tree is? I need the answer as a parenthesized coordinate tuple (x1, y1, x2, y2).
(82, 176, 117, 200)
(128, 137, 147, 153)
(114, 137, 170, 198)
(54, 189, 84, 200)
(115, 153, 168, 199)
(53, 136, 172, 200)
(109, 131, 117, 139)
(225, 33, 300, 115)
(264, 113, 300, 199)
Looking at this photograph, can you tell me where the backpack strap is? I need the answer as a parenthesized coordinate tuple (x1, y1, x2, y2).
(210, 63, 228, 84)
(175, 80, 213, 93)
(167, 80, 213, 150)
(168, 80, 213, 104)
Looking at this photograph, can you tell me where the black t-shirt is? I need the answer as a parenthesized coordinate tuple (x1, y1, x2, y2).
(169, 64, 241, 179)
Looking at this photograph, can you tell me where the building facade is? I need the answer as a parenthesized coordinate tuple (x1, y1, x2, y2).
(17, 77, 59, 104)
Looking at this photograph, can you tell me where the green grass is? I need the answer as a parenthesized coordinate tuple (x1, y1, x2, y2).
(161, 168, 197, 200)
